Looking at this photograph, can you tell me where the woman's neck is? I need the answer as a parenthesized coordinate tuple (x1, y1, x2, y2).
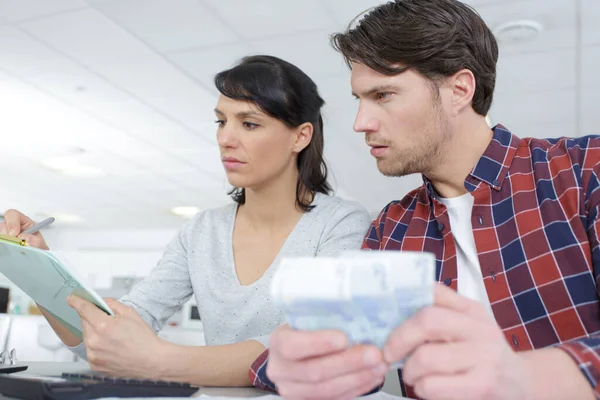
(238, 166, 308, 231)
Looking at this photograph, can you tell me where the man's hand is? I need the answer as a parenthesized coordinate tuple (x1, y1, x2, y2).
(382, 284, 531, 400)
(68, 296, 169, 379)
(0, 209, 49, 249)
(267, 326, 388, 400)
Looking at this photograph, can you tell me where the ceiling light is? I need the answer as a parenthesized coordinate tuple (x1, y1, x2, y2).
(493, 20, 543, 43)
(40, 156, 105, 178)
(171, 206, 200, 218)
(40, 156, 80, 171)
(62, 165, 105, 178)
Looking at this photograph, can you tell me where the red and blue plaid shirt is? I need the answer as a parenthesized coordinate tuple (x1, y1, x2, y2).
(250, 125, 600, 399)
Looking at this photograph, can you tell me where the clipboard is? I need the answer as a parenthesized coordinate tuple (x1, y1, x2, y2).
(0, 234, 114, 340)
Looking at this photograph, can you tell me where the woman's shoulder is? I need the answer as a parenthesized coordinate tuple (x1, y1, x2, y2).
(312, 193, 370, 216)
(301, 194, 372, 255)
(309, 193, 372, 227)
(178, 202, 237, 236)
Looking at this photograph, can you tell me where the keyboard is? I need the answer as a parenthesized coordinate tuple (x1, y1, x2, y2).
(0, 372, 198, 399)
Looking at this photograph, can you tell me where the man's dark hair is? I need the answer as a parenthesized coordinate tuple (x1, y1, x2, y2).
(331, 0, 499, 116)
(214, 55, 332, 212)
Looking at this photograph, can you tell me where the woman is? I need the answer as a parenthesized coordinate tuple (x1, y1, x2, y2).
(0, 56, 371, 386)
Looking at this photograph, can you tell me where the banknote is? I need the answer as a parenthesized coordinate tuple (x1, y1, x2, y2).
(270, 251, 435, 349)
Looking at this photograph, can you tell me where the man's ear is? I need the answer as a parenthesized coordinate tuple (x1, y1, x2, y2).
(449, 68, 476, 116)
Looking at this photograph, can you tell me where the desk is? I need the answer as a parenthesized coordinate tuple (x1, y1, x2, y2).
(0, 363, 408, 399)
(0, 362, 267, 399)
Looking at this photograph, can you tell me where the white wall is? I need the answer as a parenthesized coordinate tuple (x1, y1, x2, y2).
(44, 228, 177, 288)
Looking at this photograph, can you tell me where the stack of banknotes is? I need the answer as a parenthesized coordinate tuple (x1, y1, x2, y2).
(270, 251, 435, 349)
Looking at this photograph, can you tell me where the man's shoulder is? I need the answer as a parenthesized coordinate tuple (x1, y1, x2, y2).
(375, 186, 425, 222)
(515, 135, 600, 175)
(363, 186, 427, 247)
(521, 135, 600, 154)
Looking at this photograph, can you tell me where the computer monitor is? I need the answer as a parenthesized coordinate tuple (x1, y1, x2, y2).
(181, 301, 202, 329)
(0, 287, 9, 314)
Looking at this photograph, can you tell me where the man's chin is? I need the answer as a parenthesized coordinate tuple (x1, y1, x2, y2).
(378, 168, 408, 178)
(377, 164, 410, 178)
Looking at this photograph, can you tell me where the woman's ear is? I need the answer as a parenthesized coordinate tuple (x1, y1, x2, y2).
(293, 122, 314, 153)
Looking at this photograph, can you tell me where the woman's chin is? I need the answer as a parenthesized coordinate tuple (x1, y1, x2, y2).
(225, 172, 271, 191)
(225, 176, 249, 189)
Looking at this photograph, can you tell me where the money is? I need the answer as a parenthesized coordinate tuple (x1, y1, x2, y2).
(270, 251, 435, 349)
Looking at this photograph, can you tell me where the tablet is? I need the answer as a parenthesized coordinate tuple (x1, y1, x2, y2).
(0, 235, 114, 339)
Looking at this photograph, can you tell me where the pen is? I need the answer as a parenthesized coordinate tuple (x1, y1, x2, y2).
(23, 217, 55, 235)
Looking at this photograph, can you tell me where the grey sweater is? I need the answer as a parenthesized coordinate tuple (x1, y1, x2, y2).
(70, 193, 371, 359)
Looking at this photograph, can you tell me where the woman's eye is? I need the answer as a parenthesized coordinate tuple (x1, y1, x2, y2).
(243, 122, 259, 130)
(215, 119, 225, 127)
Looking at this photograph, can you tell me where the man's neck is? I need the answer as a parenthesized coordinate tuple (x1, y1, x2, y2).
(426, 117, 494, 199)
(238, 166, 306, 232)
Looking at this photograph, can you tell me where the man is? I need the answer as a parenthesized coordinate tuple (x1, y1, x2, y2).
(250, 1, 600, 399)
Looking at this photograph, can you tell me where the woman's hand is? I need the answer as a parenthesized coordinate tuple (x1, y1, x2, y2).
(68, 296, 170, 379)
(0, 209, 49, 249)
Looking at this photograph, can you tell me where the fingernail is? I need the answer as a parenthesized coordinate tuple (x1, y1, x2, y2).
(373, 364, 388, 376)
(363, 348, 381, 367)
(383, 347, 394, 363)
(331, 335, 348, 350)
(8, 228, 16, 236)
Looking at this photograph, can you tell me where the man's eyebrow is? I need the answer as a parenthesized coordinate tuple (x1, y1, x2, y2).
(352, 85, 401, 98)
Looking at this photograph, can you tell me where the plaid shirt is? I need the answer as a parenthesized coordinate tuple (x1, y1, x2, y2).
(250, 125, 600, 399)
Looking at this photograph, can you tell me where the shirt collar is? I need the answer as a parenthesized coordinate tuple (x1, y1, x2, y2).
(423, 124, 520, 198)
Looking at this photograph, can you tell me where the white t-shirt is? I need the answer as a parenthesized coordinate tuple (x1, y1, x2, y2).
(439, 193, 493, 315)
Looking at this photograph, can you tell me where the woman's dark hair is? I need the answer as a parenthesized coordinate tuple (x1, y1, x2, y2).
(214, 55, 332, 212)
(331, 0, 498, 116)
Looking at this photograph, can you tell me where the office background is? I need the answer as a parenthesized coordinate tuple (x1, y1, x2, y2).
(0, 0, 598, 365)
